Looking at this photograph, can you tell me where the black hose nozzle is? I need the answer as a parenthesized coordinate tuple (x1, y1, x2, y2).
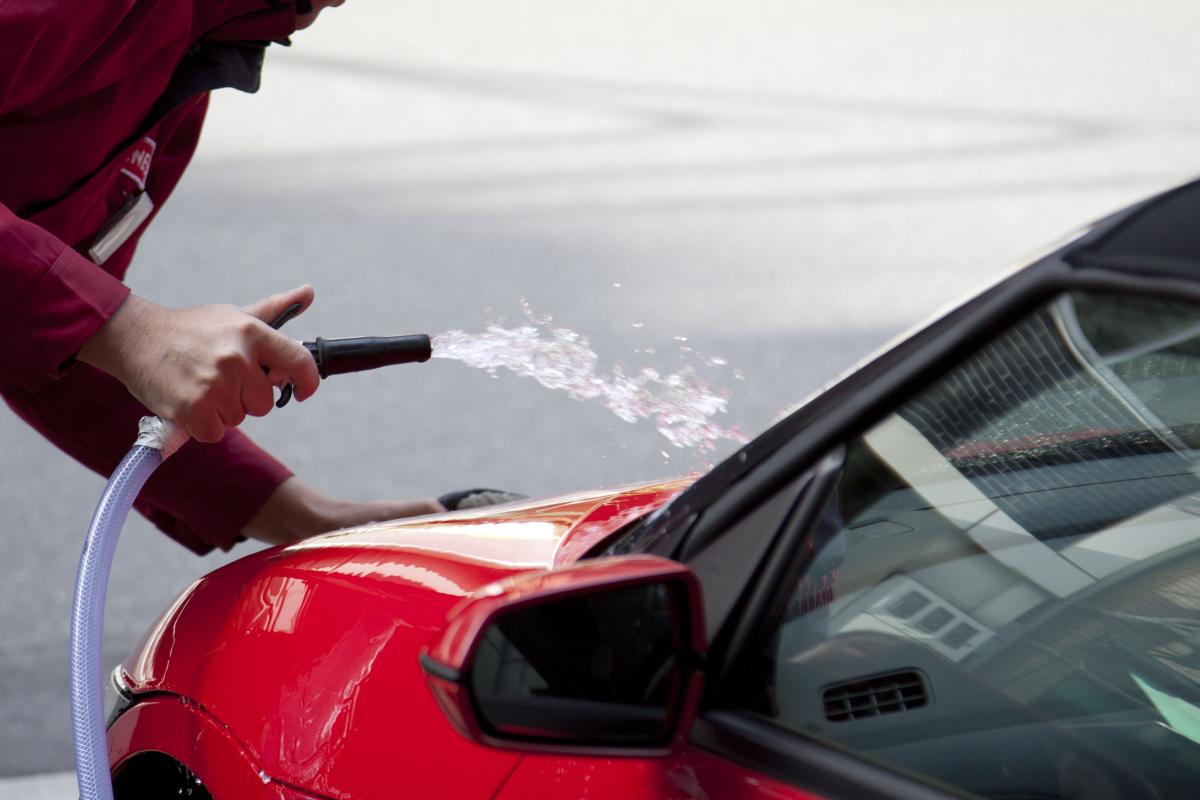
(265, 301, 433, 408)
(303, 334, 432, 378)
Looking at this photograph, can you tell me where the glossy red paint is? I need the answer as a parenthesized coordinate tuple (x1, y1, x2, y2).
(119, 541, 522, 799)
(117, 482, 687, 799)
(494, 746, 821, 799)
(108, 696, 328, 799)
(551, 479, 692, 566)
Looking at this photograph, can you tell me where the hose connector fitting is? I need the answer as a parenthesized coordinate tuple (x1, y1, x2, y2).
(133, 416, 188, 459)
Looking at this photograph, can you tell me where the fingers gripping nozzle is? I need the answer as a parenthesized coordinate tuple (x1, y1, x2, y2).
(268, 303, 432, 408)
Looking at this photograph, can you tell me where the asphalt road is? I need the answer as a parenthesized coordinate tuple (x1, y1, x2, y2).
(3, 0, 1199, 783)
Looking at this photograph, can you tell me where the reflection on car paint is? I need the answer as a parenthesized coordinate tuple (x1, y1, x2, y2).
(495, 748, 817, 799)
(553, 480, 691, 566)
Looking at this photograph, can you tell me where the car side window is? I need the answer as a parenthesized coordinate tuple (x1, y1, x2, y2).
(738, 292, 1200, 800)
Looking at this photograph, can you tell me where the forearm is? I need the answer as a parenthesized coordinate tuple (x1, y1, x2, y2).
(76, 294, 154, 382)
(242, 477, 443, 545)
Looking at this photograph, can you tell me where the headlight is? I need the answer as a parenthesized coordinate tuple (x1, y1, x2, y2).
(105, 666, 136, 728)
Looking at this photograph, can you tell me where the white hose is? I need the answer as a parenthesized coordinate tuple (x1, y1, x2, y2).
(70, 417, 185, 800)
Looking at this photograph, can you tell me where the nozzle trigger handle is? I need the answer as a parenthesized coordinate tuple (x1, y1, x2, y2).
(268, 302, 304, 409)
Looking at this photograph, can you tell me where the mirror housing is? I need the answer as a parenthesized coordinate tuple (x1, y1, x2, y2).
(420, 555, 705, 756)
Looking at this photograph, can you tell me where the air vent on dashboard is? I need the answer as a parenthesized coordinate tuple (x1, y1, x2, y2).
(823, 671, 928, 722)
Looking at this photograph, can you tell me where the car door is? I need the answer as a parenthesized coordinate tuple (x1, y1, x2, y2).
(495, 179, 1200, 799)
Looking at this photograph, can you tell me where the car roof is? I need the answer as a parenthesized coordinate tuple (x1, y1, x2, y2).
(1071, 178, 1200, 279)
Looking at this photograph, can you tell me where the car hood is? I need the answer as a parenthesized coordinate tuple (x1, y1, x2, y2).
(117, 478, 690, 800)
(282, 476, 691, 580)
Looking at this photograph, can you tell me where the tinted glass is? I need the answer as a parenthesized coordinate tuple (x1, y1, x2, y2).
(470, 583, 682, 744)
(746, 292, 1200, 800)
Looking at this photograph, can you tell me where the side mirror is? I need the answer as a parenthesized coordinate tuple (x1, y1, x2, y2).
(420, 555, 706, 755)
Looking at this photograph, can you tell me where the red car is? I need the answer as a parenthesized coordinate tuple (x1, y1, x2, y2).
(108, 179, 1200, 800)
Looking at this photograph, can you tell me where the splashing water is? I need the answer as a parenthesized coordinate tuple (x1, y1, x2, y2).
(431, 320, 747, 453)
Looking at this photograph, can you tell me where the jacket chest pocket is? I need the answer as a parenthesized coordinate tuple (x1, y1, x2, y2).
(24, 99, 204, 276)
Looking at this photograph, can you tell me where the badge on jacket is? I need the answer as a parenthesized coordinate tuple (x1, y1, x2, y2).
(88, 136, 158, 265)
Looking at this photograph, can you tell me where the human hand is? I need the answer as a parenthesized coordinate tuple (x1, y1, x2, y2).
(241, 476, 444, 545)
(78, 285, 321, 443)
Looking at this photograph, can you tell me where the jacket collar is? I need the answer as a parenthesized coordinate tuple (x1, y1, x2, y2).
(193, 0, 297, 44)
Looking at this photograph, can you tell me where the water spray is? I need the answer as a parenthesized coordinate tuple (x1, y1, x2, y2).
(431, 309, 746, 454)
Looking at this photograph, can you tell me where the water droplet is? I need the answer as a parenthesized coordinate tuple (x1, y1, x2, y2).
(632, 321, 644, 328)
(661, 450, 671, 459)
(709, 356, 727, 366)
(738, 451, 748, 462)
(674, 335, 689, 342)
(613, 282, 622, 288)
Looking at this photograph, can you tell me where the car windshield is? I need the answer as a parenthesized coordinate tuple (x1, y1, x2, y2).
(748, 291, 1200, 800)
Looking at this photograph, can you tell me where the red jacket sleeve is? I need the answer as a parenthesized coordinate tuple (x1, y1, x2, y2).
(0, 205, 293, 553)
(0, 204, 130, 392)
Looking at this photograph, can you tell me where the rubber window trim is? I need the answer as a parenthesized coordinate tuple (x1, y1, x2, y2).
(692, 712, 972, 800)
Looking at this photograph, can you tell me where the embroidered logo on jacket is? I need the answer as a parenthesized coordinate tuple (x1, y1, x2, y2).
(120, 137, 157, 191)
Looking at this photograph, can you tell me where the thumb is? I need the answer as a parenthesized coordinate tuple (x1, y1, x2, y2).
(242, 285, 316, 326)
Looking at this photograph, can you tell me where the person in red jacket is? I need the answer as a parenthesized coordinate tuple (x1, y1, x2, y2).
(0, 0, 479, 554)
